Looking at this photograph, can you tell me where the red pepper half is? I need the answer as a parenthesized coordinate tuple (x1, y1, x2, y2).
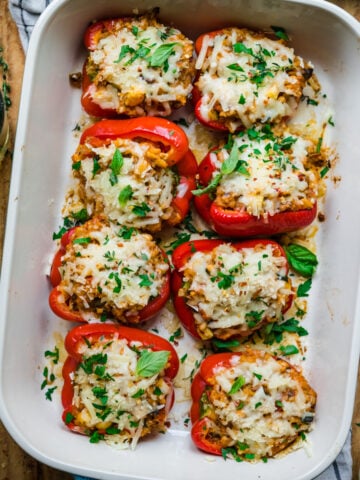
(78, 118, 197, 228)
(190, 350, 317, 459)
(193, 148, 317, 237)
(171, 239, 292, 340)
(81, 17, 135, 118)
(81, 17, 195, 119)
(191, 30, 231, 132)
(49, 221, 171, 324)
(62, 323, 179, 435)
(190, 352, 242, 455)
(80, 117, 189, 166)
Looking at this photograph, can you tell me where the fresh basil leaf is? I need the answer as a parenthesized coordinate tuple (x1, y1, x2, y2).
(221, 140, 242, 175)
(192, 173, 222, 196)
(149, 43, 178, 67)
(284, 244, 318, 277)
(136, 350, 170, 378)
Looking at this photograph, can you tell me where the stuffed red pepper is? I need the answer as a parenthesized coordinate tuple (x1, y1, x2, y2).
(62, 324, 179, 447)
(49, 215, 170, 324)
(193, 124, 318, 237)
(81, 13, 195, 118)
(193, 27, 314, 132)
(70, 118, 197, 232)
(171, 239, 293, 340)
(190, 349, 317, 461)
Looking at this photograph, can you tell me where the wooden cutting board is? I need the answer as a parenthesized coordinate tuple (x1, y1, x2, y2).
(0, 0, 359, 478)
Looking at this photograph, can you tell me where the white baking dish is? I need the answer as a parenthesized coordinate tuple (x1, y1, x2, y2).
(1, 0, 360, 478)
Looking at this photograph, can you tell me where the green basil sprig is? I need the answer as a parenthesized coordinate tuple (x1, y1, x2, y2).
(136, 350, 170, 378)
(284, 243, 318, 277)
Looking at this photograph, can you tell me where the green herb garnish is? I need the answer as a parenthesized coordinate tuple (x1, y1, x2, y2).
(136, 350, 170, 378)
(284, 243, 318, 277)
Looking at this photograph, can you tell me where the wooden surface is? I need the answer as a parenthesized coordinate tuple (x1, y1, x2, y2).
(0, 0, 359, 478)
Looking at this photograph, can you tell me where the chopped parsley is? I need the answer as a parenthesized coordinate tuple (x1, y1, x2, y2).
(118, 185, 134, 206)
(132, 202, 151, 217)
(229, 375, 246, 395)
(138, 274, 153, 287)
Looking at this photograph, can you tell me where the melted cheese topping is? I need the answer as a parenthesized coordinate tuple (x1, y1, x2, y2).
(59, 217, 169, 322)
(72, 336, 170, 448)
(211, 127, 317, 217)
(73, 138, 177, 231)
(202, 351, 316, 460)
(195, 28, 309, 130)
(179, 243, 292, 339)
(86, 16, 194, 116)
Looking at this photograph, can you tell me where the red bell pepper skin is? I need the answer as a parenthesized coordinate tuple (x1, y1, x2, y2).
(79, 118, 197, 226)
(61, 324, 179, 433)
(81, 18, 135, 118)
(190, 353, 240, 455)
(192, 86, 229, 132)
(167, 149, 198, 226)
(80, 118, 189, 166)
(193, 149, 317, 237)
(81, 63, 118, 119)
(171, 239, 292, 340)
(49, 226, 171, 324)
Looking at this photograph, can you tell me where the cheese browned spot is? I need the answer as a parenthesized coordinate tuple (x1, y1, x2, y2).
(85, 15, 195, 117)
(71, 335, 171, 448)
(210, 125, 318, 218)
(195, 27, 313, 131)
(72, 138, 180, 232)
(58, 216, 169, 323)
(199, 349, 316, 461)
(179, 243, 292, 340)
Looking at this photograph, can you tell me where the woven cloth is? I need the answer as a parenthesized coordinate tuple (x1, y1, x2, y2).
(8, 1, 353, 479)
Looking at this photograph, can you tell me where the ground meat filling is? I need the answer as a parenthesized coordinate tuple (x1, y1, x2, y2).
(85, 15, 195, 117)
(200, 350, 316, 461)
(58, 216, 169, 323)
(179, 243, 292, 340)
(195, 27, 313, 131)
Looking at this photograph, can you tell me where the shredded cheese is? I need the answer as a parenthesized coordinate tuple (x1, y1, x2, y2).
(195, 28, 311, 130)
(72, 336, 170, 447)
(211, 126, 318, 217)
(179, 243, 292, 339)
(202, 350, 316, 460)
(86, 16, 195, 116)
(72, 138, 177, 231)
(59, 217, 169, 322)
